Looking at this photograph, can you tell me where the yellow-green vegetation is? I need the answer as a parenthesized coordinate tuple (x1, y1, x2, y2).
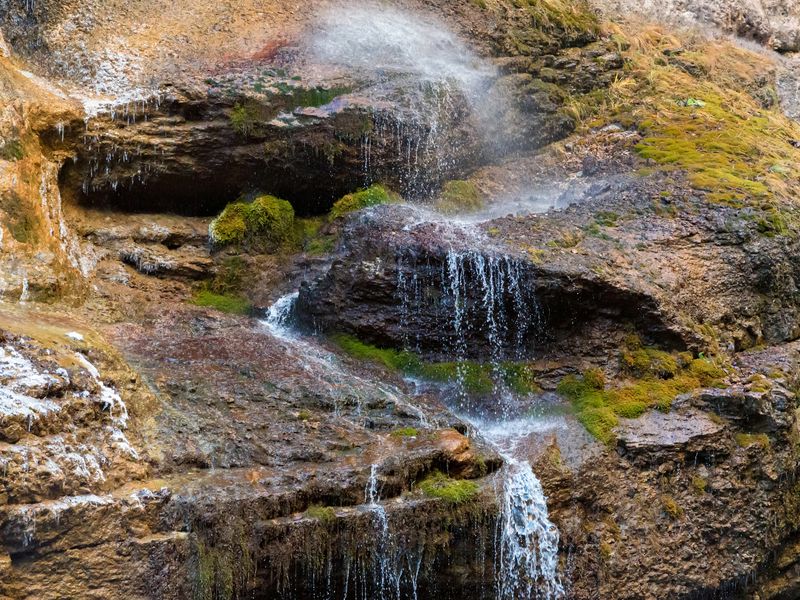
(434, 180, 485, 215)
(210, 195, 295, 250)
(691, 476, 708, 495)
(0, 139, 24, 161)
(192, 290, 252, 315)
(332, 334, 540, 395)
(558, 338, 725, 443)
(661, 495, 683, 520)
(292, 217, 338, 255)
(391, 427, 420, 438)
(192, 256, 252, 315)
(512, 0, 599, 37)
(419, 471, 479, 505)
(747, 373, 774, 393)
(734, 432, 770, 449)
(289, 85, 351, 109)
(230, 102, 263, 137)
(304, 505, 337, 524)
(564, 25, 800, 221)
(329, 185, 400, 220)
(297, 410, 312, 421)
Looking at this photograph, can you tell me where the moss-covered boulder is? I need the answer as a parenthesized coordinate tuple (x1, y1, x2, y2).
(209, 195, 295, 251)
(329, 185, 399, 220)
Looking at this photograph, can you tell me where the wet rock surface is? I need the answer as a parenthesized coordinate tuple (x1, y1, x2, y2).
(3, 0, 800, 599)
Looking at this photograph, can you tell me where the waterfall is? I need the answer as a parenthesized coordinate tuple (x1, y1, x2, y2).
(311, 4, 503, 196)
(396, 237, 564, 598)
(395, 245, 542, 398)
(364, 464, 397, 598)
(496, 458, 563, 600)
(265, 291, 299, 338)
(265, 236, 563, 597)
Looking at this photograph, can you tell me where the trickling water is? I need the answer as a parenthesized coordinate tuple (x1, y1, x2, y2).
(496, 458, 563, 600)
(311, 4, 504, 196)
(364, 464, 397, 599)
(393, 216, 563, 598)
(396, 245, 542, 387)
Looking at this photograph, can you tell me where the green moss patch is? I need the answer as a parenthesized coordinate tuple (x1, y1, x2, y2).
(192, 290, 252, 315)
(434, 180, 485, 215)
(563, 26, 800, 220)
(332, 334, 541, 395)
(292, 217, 339, 255)
(419, 471, 479, 505)
(329, 185, 399, 220)
(734, 432, 770, 449)
(391, 427, 420, 438)
(210, 195, 295, 251)
(558, 341, 725, 443)
(304, 505, 337, 524)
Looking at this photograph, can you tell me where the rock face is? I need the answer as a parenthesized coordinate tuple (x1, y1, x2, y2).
(297, 157, 800, 358)
(0, 0, 616, 217)
(592, 0, 800, 52)
(3, 0, 800, 599)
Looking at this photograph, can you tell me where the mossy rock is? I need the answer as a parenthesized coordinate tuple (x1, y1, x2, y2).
(419, 471, 479, 505)
(434, 180, 485, 215)
(559, 346, 727, 444)
(210, 195, 295, 251)
(304, 505, 337, 524)
(329, 185, 399, 220)
(191, 290, 252, 315)
(332, 334, 540, 396)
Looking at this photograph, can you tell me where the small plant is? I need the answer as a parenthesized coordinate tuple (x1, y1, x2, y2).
(305, 505, 337, 524)
(230, 103, 260, 137)
(661, 495, 683, 520)
(691, 476, 707, 494)
(734, 433, 770, 449)
(595, 211, 620, 227)
(329, 185, 400, 220)
(391, 427, 419, 438)
(419, 471, 479, 505)
(297, 410, 312, 421)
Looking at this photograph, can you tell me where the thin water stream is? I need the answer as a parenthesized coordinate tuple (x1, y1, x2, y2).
(265, 218, 565, 598)
(262, 5, 566, 596)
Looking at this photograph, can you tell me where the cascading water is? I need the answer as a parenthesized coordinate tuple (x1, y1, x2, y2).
(394, 219, 565, 599)
(496, 459, 563, 600)
(364, 464, 398, 598)
(311, 4, 505, 196)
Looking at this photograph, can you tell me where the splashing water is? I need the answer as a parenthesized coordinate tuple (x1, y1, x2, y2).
(265, 291, 299, 338)
(311, 3, 505, 196)
(496, 458, 563, 600)
(393, 216, 564, 597)
(364, 463, 398, 598)
(311, 4, 494, 97)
